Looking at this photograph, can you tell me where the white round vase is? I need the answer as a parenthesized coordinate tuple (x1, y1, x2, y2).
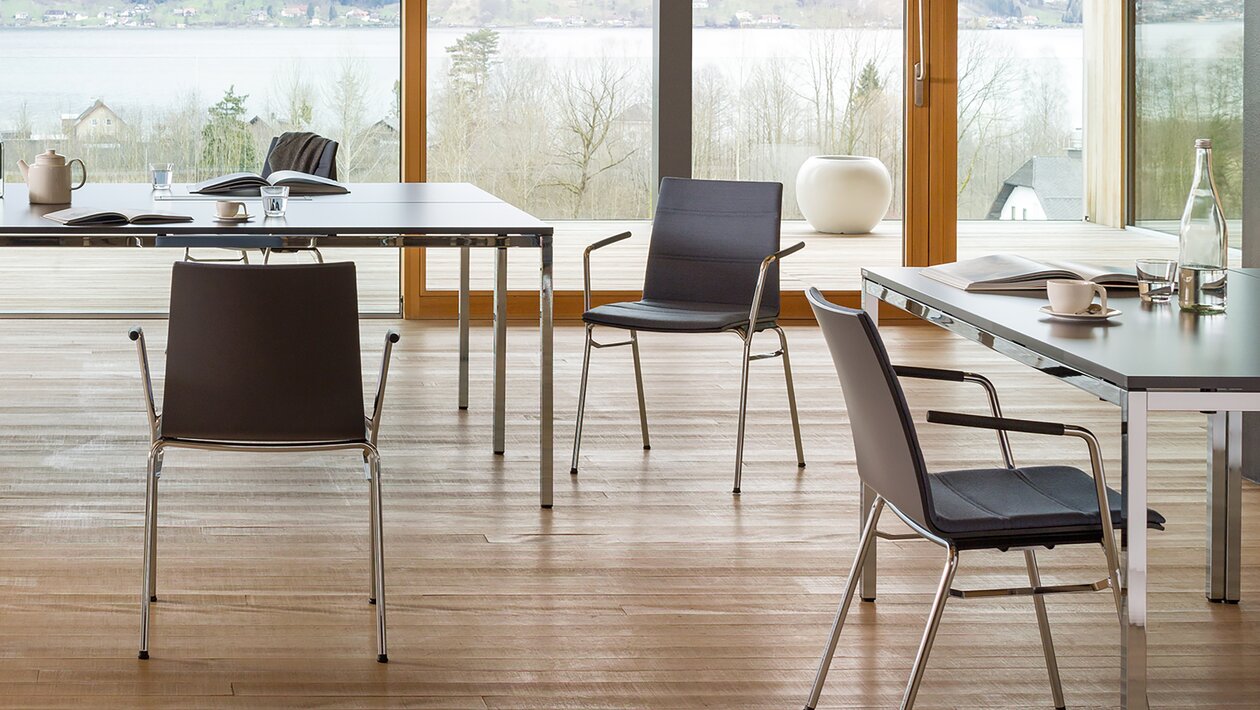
(795, 155, 893, 234)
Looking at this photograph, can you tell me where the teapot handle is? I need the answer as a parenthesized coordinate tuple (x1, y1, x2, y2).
(69, 159, 87, 190)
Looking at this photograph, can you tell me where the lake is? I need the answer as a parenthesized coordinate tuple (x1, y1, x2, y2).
(0, 25, 1095, 131)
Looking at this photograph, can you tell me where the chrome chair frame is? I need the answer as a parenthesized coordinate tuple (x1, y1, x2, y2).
(128, 325, 400, 663)
(570, 232, 806, 493)
(805, 367, 1124, 710)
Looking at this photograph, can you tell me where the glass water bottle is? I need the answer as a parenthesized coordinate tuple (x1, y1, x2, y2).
(1178, 138, 1229, 314)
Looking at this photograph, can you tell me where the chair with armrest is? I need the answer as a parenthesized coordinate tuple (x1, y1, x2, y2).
(128, 261, 398, 662)
(801, 287, 1164, 709)
(163, 133, 339, 264)
(571, 177, 806, 493)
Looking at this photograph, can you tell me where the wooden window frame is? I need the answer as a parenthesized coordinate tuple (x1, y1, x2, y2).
(399, 0, 958, 322)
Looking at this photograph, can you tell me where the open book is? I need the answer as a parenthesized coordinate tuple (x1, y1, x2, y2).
(44, 207, 194, 227)
(189, 170, 349, 196)
(923, 253, 1137, 292)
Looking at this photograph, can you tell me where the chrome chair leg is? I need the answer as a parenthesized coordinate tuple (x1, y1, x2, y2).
(368, 452, 388, 663)
(570, 325, 594, 475)
(804, 497, 885, 710)
(138, 449, 160, 660)
(365, 456, 377, 605)
(630, 330, 650, 450)
(901, 546, 959, 709)
(732, 332, 755, 494)
(148, 456, 160, 603)
(1025, 549, 1066, 710)
(312, 248, 325, 264)
(774, 326, 805, 468)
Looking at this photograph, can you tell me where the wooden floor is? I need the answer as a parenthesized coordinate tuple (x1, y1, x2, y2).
(2, 318, 1259, 708)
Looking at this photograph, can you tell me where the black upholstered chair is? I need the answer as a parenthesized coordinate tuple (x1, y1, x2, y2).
(571, 177, 806, 493)
(128, 262, 398, 662)
(802, 288, 1164, 710)
(167, 134, 339, 264)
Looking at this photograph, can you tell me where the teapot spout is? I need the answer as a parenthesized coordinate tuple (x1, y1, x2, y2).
(17, 159, 29, 180)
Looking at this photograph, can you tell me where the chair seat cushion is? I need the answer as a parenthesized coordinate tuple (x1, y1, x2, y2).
(929, 465, 1165, 541)
(583, 299, 777, 333)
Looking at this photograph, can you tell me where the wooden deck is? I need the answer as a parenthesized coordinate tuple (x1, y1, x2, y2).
(0, 318, 1258, 707)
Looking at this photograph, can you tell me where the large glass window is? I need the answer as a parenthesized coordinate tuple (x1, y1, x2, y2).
(693, 2, 905, 290)
(424, 1, 653, 291)
(0, 8, 401, 312)
(1133, 1, 1243, 246)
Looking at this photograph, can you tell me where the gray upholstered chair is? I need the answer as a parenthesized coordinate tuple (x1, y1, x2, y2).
(128, 262, 398, 663)
(169, 133, 339, 264)
(571, 177, 806, 493)
(802, 288, 1164, 710)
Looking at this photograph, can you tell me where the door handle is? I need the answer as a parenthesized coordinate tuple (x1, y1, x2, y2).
(914, 0, 927, 107)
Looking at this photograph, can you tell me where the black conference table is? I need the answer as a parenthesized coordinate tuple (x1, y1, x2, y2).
(863, 266, 1260, 708)
(0, 183, 558, 508)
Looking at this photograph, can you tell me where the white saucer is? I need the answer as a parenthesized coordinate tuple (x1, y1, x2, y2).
(1039, 305, 1121, 321)
(213, 214, 253, 223)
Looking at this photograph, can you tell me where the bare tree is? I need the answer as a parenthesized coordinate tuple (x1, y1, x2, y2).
(546, 59, 637, 218)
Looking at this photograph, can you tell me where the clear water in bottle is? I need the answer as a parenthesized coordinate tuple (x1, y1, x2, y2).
(1178, 138, 1229, 314)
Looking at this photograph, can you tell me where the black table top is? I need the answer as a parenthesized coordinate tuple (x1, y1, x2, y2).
(865, 266, 1260, 391)
(0, 183, 552, 237)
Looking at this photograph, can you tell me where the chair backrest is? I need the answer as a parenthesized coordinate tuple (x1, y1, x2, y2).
(160, 262, 366, 443)
(806, 287, 936, 532)
(261, 133, 339, 180)
(643, 177, 783, 311)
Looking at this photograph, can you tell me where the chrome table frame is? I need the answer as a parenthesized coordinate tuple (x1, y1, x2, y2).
(0, 211, 556, 509)
(862, 273, 1251, 710)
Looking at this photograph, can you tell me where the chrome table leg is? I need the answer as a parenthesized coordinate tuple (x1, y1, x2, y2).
(492, 246, 507, 455)
(1121, 392, 1149, 710)
(1206, 410, 1242, 603)
(539, 236, 554, 509)
(458, 246, 470, 411)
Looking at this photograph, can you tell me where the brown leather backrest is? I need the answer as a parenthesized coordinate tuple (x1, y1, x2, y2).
(160, 262, 366, 443)
(643, 177, 783, 311)
(807, 288, 937, 532)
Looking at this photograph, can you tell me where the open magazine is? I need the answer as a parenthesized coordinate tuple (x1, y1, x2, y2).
(190, 170, 349, 196)
(44, 207, 194, 227)
(922, 253, 1137, 292)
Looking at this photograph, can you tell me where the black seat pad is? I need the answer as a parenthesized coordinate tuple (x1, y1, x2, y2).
(929, 465, 1165, 538)
(583, 299, 777, 333)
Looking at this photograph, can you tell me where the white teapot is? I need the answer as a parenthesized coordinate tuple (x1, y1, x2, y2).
(18, 150, 87, 204)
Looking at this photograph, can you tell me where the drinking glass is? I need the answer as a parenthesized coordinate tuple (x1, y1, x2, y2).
(1136, 258, 1177, 303)
(149, 163, 174, 190)
(261, 185, 289, 217)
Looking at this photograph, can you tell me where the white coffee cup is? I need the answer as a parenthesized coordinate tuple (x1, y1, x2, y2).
(215, 200, 248, 219)
(1047, 279, 1107, 315)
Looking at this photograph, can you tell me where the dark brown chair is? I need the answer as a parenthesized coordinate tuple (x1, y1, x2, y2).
(128, 261, 398, 662)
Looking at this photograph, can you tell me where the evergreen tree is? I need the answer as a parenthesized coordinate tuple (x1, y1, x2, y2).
(201, 86, 259, 172)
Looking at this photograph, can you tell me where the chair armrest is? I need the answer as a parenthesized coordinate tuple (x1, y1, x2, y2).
(128, 326, 159, 440)
(901, 367, 1015, 467)
(368, 329, 401, 446)
(746, 241, 806, 333)
(926, 410, 1066, 436)
(892, 365, 967, 382)
(583, 231, 633, 312)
